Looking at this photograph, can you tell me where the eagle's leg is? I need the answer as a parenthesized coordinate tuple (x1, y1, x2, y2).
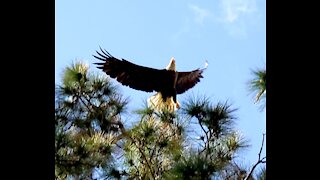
(172, 91, 180, 109)
(148, 91, 179, 112)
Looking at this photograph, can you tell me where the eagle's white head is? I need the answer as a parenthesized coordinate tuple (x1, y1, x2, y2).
(166, 57, 176, 71)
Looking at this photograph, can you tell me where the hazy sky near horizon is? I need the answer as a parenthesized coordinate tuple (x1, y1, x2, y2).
(56, 0, 266, 168)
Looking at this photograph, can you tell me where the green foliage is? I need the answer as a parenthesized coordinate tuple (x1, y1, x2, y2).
(248, 68, 266, 106)
(182, 95, 237, 140)
(255, 165, 266, 180)
(55, 61, 264, 179)
(217, 162, 254, 180)
(163, 95, 251, 179)
(164, 153, 217, 180)
(55, 125, 113, 178)
(62, 62, 88, 88)
(123, 112, 183, 179)
(56, 61, 128, 133)
(55, 61, 127, 179)
(159, 96, 248, 180)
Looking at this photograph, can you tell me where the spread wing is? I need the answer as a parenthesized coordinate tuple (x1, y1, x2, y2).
(176, 69, 204, 94)
(93, 48, 175, 93)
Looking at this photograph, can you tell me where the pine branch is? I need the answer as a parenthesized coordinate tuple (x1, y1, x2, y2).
(131, 137, 156, 180)
(254, 89, 265, 104)
(79, 96, 93, 112)
(121, 121, 156, 180)
(198, 119, 210, 154)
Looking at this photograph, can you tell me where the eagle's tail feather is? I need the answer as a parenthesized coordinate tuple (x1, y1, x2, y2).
(147, 93, 179, 113)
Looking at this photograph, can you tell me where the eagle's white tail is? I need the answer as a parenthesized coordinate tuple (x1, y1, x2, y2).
(147, 93, 179, 113)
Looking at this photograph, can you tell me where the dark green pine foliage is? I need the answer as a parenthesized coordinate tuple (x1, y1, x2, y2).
(163, 95, 249, 180)
(248, 68, 266, 109)
(123, 104, 184, 179)
(55, 61, 264, 180)
(55, 62, 128, 179)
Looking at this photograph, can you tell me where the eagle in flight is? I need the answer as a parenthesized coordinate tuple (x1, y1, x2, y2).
(94, 48, 207, 112)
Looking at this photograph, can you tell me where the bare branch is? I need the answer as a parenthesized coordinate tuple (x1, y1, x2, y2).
(244, 133, 266, 180)
(258, 133, 265, 160)
(198, 119, 210, 155)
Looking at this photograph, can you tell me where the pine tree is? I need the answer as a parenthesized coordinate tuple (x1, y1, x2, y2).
(55, 62, 127, 179)
(163, 96, 249, 180)
(55, 61, 265, 179)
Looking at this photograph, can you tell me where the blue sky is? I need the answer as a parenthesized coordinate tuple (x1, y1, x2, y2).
(56, 0, 265, 169)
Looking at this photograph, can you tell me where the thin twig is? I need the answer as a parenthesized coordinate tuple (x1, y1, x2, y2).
(128, 133, 156, 180)
(78, 96, 93, 112)
(198, 118, 210, 155)
(244, 133, 266, 180)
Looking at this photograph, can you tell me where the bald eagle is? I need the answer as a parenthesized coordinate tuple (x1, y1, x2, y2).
(94, 48, 207, 112)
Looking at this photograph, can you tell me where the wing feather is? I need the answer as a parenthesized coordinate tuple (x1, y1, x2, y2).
(176, 69, 204, 94)
(94, 49, 175, 93)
